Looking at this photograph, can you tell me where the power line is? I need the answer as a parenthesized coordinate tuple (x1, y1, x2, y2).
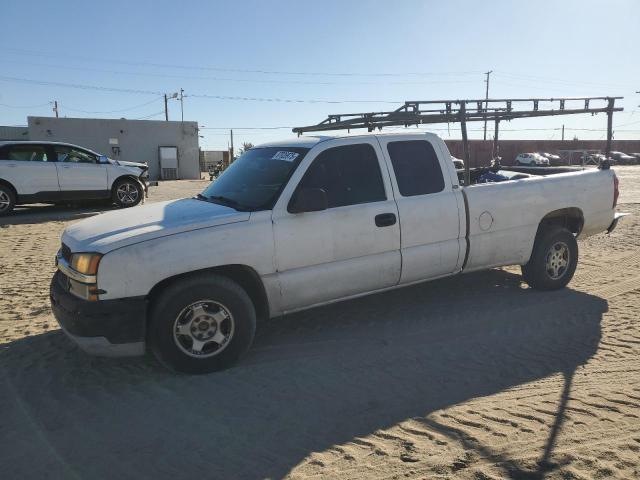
(59, 97, 164, 114)
(0, 48, 482, 78)
(0, 75, 163, 95)
(199, 126, 293, 130)
(0, 75, 403, 104)
(187, 92, 401, 104)
(0, 101, 52, 109)
(494, 71, 637, 90)
(134, 110, 166, 120)
(0, 58, 480, 87)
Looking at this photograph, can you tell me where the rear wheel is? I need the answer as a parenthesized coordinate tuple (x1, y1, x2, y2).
(0, 185, 16, 216)
(522, 227, 578, 290)
(148, 274, 256, 374)
(113, 178, 143, 208)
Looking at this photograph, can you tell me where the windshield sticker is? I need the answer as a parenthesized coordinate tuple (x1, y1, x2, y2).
(272, 151, 299, 162)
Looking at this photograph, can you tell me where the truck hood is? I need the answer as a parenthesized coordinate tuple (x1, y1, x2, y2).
(62, 198, 250, 254)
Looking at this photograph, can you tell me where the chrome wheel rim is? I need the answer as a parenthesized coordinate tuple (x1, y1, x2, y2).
(0, 191, 10, 212)
(173, 300, 235, 358)
(116, 183, 139, 205)
(545, 241, 570, 280)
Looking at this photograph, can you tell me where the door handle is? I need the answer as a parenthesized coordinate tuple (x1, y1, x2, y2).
(62, 165, 71, 169)
(375, 213, 397, 227)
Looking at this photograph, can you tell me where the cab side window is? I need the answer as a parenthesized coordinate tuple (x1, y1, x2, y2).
(5, 145, 49, 162)
(387, 140, 445, 196)
(55, 146, 97, 164)
(297, 143, 386, 208)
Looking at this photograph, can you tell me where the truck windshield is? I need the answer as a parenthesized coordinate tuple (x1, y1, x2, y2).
(199, 147, 309, 211)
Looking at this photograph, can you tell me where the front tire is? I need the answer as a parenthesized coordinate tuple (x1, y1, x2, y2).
(0, 184, 16, 216)
(148, 274, 256, 374)
(113, 178, 143, 208)
(522, 227, 578, 290)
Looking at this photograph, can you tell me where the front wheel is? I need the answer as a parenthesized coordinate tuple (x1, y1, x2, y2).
(0, 185, 16, 216)
(113, 178, 143, 208)
(148, 274, 256, 374)
(522, 227, 578, 290)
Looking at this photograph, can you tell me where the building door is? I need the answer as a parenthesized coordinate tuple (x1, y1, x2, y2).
(159, 146, 179, 180)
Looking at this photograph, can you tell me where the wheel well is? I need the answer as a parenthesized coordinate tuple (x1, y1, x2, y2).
(537, 208, 584, 236)
(0, 179, 17, 200)
(111, 175, 142, 194)
(146, 265, 270, 323)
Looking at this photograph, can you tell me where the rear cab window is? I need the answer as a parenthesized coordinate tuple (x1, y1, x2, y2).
(386, 140, 445, 196)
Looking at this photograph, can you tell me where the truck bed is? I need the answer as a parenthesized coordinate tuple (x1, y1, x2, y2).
(460, 168, 616, 272)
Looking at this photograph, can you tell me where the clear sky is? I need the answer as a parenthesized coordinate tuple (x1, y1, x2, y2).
(1, 0, 638, 150)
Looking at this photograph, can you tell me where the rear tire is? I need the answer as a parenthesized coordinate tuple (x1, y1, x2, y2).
(522, 227, 578, 290)
(148, 274, 256, 374)
(112, 178, 143, 208)
(0, 184, 16, 216)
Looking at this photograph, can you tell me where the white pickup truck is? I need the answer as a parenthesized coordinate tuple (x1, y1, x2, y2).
(50, 132, 622, 373)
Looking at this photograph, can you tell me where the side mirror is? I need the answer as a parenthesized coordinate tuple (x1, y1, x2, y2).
(288, 188, 328, 214)
(97, 155, 110, 164)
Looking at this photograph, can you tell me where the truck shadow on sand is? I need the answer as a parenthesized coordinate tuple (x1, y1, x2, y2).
(0, 269, 606, 479)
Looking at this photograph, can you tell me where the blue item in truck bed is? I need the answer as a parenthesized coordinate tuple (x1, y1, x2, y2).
(477, 171, 510, 183)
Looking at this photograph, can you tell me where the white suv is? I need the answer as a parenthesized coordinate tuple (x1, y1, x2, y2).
(515, 152, 550, 166)
(0, 141, 149, 216)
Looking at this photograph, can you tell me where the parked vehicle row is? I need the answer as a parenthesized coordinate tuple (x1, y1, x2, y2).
(0, 141, 149, 216)
(515, 152, 550, 166)
(50, 132, 624, 373)
(539, 152, 560, 163)
(517, 150, 640, 167)
(610, 151, 639, 165)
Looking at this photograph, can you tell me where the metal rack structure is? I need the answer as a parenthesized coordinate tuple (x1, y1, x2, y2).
(293, 96, 623, 185)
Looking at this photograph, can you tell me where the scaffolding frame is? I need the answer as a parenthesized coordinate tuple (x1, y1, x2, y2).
(293, 96, 623, 185)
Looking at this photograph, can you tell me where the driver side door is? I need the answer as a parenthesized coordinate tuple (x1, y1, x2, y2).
(271, 138, 401, 312)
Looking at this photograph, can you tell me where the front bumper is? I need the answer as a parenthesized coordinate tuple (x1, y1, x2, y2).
(50, 271, 146, 357)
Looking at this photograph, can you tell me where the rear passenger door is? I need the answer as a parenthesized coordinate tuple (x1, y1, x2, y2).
(0, 144, 60, 197)
(377, 136, 463, 284)
(272, 138, 401, 312)
(53, 146, 108, 194)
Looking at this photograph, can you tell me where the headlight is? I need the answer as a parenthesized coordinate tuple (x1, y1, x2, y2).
(70, 253, 102, 275)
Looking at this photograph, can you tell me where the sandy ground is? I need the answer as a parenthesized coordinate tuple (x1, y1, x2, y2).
(1, 169, 639, 479)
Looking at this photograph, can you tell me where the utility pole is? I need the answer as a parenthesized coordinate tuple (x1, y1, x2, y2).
(230, 129, 234, 163)
(179, 88, 184, 122)
(483, 70, 492, 141)
(561, 124, 565, 141)
(164, 94, 169, 121)
(605, 97, 615, 159)
(53, 100, 59, 118)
